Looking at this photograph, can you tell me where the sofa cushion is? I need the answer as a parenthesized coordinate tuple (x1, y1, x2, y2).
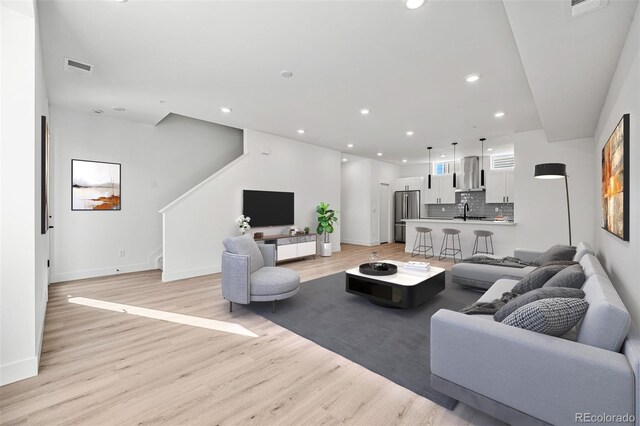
(576, 274, 631, 352)
(250, 267, 300, 296)
(543, 264, 586, 289)
(477, 279, 519, 303)
(223, 234, 265, 273)
(534, 244, 577, 266)
(511, 265, 565, 294)
(494, 287, 585, 322)
(573, 241, 595, 262)
(451, 262, 535, 290)
(579, 254, 607, 278)
(502, 298, 589, 337)
(539, 260, 578, 267)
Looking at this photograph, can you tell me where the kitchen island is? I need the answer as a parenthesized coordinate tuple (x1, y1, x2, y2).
(403, 218, 517, 259)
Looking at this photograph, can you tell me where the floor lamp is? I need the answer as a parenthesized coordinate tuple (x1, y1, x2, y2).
(534, 163, 572, 246)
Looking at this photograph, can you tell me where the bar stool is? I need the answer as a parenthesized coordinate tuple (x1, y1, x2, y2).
(472, 230, 494, 255)
(412, 227, 434, 258)
(439, 228, 463, 263)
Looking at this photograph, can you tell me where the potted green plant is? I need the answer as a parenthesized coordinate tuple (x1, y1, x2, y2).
(303, 226, 310, 235)
(316, 202, 338, 256)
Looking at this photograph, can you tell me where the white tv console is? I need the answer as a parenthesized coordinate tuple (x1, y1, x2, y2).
(255, 233, 317, 262)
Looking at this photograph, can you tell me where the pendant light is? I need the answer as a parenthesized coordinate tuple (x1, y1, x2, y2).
(427, 146, 433, 189)
(480, 138, 486, 186)
(452, 142, 458, 188)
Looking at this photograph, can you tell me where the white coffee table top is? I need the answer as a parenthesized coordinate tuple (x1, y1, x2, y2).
(345, 259, 445, 287)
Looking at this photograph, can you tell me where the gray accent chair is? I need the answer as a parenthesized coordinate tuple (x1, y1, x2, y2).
(451, 241, 595, 290)
(221, 234, 300, 313)
(431, 252, 640, 425)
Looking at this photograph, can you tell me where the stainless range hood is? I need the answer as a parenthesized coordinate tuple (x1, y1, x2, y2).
(456, 156, 484, 192)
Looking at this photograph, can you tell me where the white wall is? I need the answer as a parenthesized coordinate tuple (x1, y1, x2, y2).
(161, 129, 341, 282)
(50, 107, 243, 282)
(370, 160, 400, 245)
(0, 0, 48, 385)
(340, 155, 400, 246)
(341, 156, 372, 245)
(593, 4, 640, 326)
(513, 130, 595, 250)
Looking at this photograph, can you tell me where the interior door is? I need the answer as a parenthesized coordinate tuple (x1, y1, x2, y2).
(379, 183, 390, 243)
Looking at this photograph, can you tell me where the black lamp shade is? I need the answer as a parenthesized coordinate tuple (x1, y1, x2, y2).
(534, 163, 566, 179)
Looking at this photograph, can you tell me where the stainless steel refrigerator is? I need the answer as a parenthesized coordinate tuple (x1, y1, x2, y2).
(394, 190, 420, 243)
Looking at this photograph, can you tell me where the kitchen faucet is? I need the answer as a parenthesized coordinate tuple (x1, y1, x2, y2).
(463, 203, 470, 221)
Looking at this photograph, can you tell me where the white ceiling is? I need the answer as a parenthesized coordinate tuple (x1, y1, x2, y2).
(38, 0, 637, 163)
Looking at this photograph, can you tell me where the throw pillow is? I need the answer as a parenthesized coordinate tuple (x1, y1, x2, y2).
(502, 298, 589, 337)
(222, 234, 265, 273)
(534, 244, 577, 266)
(539, 260, 579, 267)
(543, 264, 586, 289)
(494, 287, 585, 322)
(511, 265, 565, 294)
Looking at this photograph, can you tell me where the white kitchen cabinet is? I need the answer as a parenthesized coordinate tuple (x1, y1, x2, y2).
(486, 170, 514, 203)
(394, 177, 423, 192)
(425, 175, 456, 204)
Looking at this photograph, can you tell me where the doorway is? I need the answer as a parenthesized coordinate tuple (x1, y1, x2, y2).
(379, 183, 391, 244)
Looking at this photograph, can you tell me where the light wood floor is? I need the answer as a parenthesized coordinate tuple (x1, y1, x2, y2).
(0, 243, 502, 426)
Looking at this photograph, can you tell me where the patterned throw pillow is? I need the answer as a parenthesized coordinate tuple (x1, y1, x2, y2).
(493, 287, 585, 322)
(502, 298, 589, 336)
(511, 265, 565, 294)
(543, 264, 586, 289)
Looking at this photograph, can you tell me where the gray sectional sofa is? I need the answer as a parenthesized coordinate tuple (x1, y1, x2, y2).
(451, 242, 595, 290)
(432, 247, 640, 425)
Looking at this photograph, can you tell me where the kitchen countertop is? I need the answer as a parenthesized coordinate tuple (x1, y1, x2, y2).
(403, 218, 516, 226)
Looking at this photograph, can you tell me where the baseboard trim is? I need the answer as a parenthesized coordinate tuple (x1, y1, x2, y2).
(0, 357, 38, 386)
(51, 263, 155, 283)
(162, 265, 221, 282)
(340, 239, 376, 246)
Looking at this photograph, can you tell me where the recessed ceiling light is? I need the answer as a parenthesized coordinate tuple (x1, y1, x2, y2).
(360, 108, 370, 115)
(297, 129, 305, 134)
(342, 158, 348, 162)
(402, 159, 408, 163)
(280, 70, 293, 78)
(377, 152, 383, 156)
(220, 107, 232, 113)
(465, 74, 480, 83)
(347, 143, 354, 148)
(440, 154, 446, 157)
(487, 148, 494, 151)
(494, 111, 505, 118)
(91, 108, 103, 115)
(112, 106, 126, 112)
(405, 0, 425, 10)
(406, 131, 414, 136)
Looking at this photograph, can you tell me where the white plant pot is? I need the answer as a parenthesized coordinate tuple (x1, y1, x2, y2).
(319, 242, 332, 257)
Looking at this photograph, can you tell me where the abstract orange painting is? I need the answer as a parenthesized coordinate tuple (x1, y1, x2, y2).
(601, 114, 629, 241)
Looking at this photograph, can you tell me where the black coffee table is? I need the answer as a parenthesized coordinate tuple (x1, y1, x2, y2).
(345, 260, 445, 308)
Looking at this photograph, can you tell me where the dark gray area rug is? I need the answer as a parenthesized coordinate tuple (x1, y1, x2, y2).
(245, 271, 479, 410)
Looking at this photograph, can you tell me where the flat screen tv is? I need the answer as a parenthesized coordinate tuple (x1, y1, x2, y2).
(243, 190, 294, 227)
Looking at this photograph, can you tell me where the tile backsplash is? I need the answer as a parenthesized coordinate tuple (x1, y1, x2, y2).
(426, 191, 514, 220)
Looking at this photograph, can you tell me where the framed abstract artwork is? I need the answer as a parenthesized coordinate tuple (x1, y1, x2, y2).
(601, 114, 629, 241)
(72, 159, 121, 211)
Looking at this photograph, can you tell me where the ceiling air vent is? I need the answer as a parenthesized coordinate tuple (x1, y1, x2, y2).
(567, 0, 608, 19)
(64, 58, 94, 77)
